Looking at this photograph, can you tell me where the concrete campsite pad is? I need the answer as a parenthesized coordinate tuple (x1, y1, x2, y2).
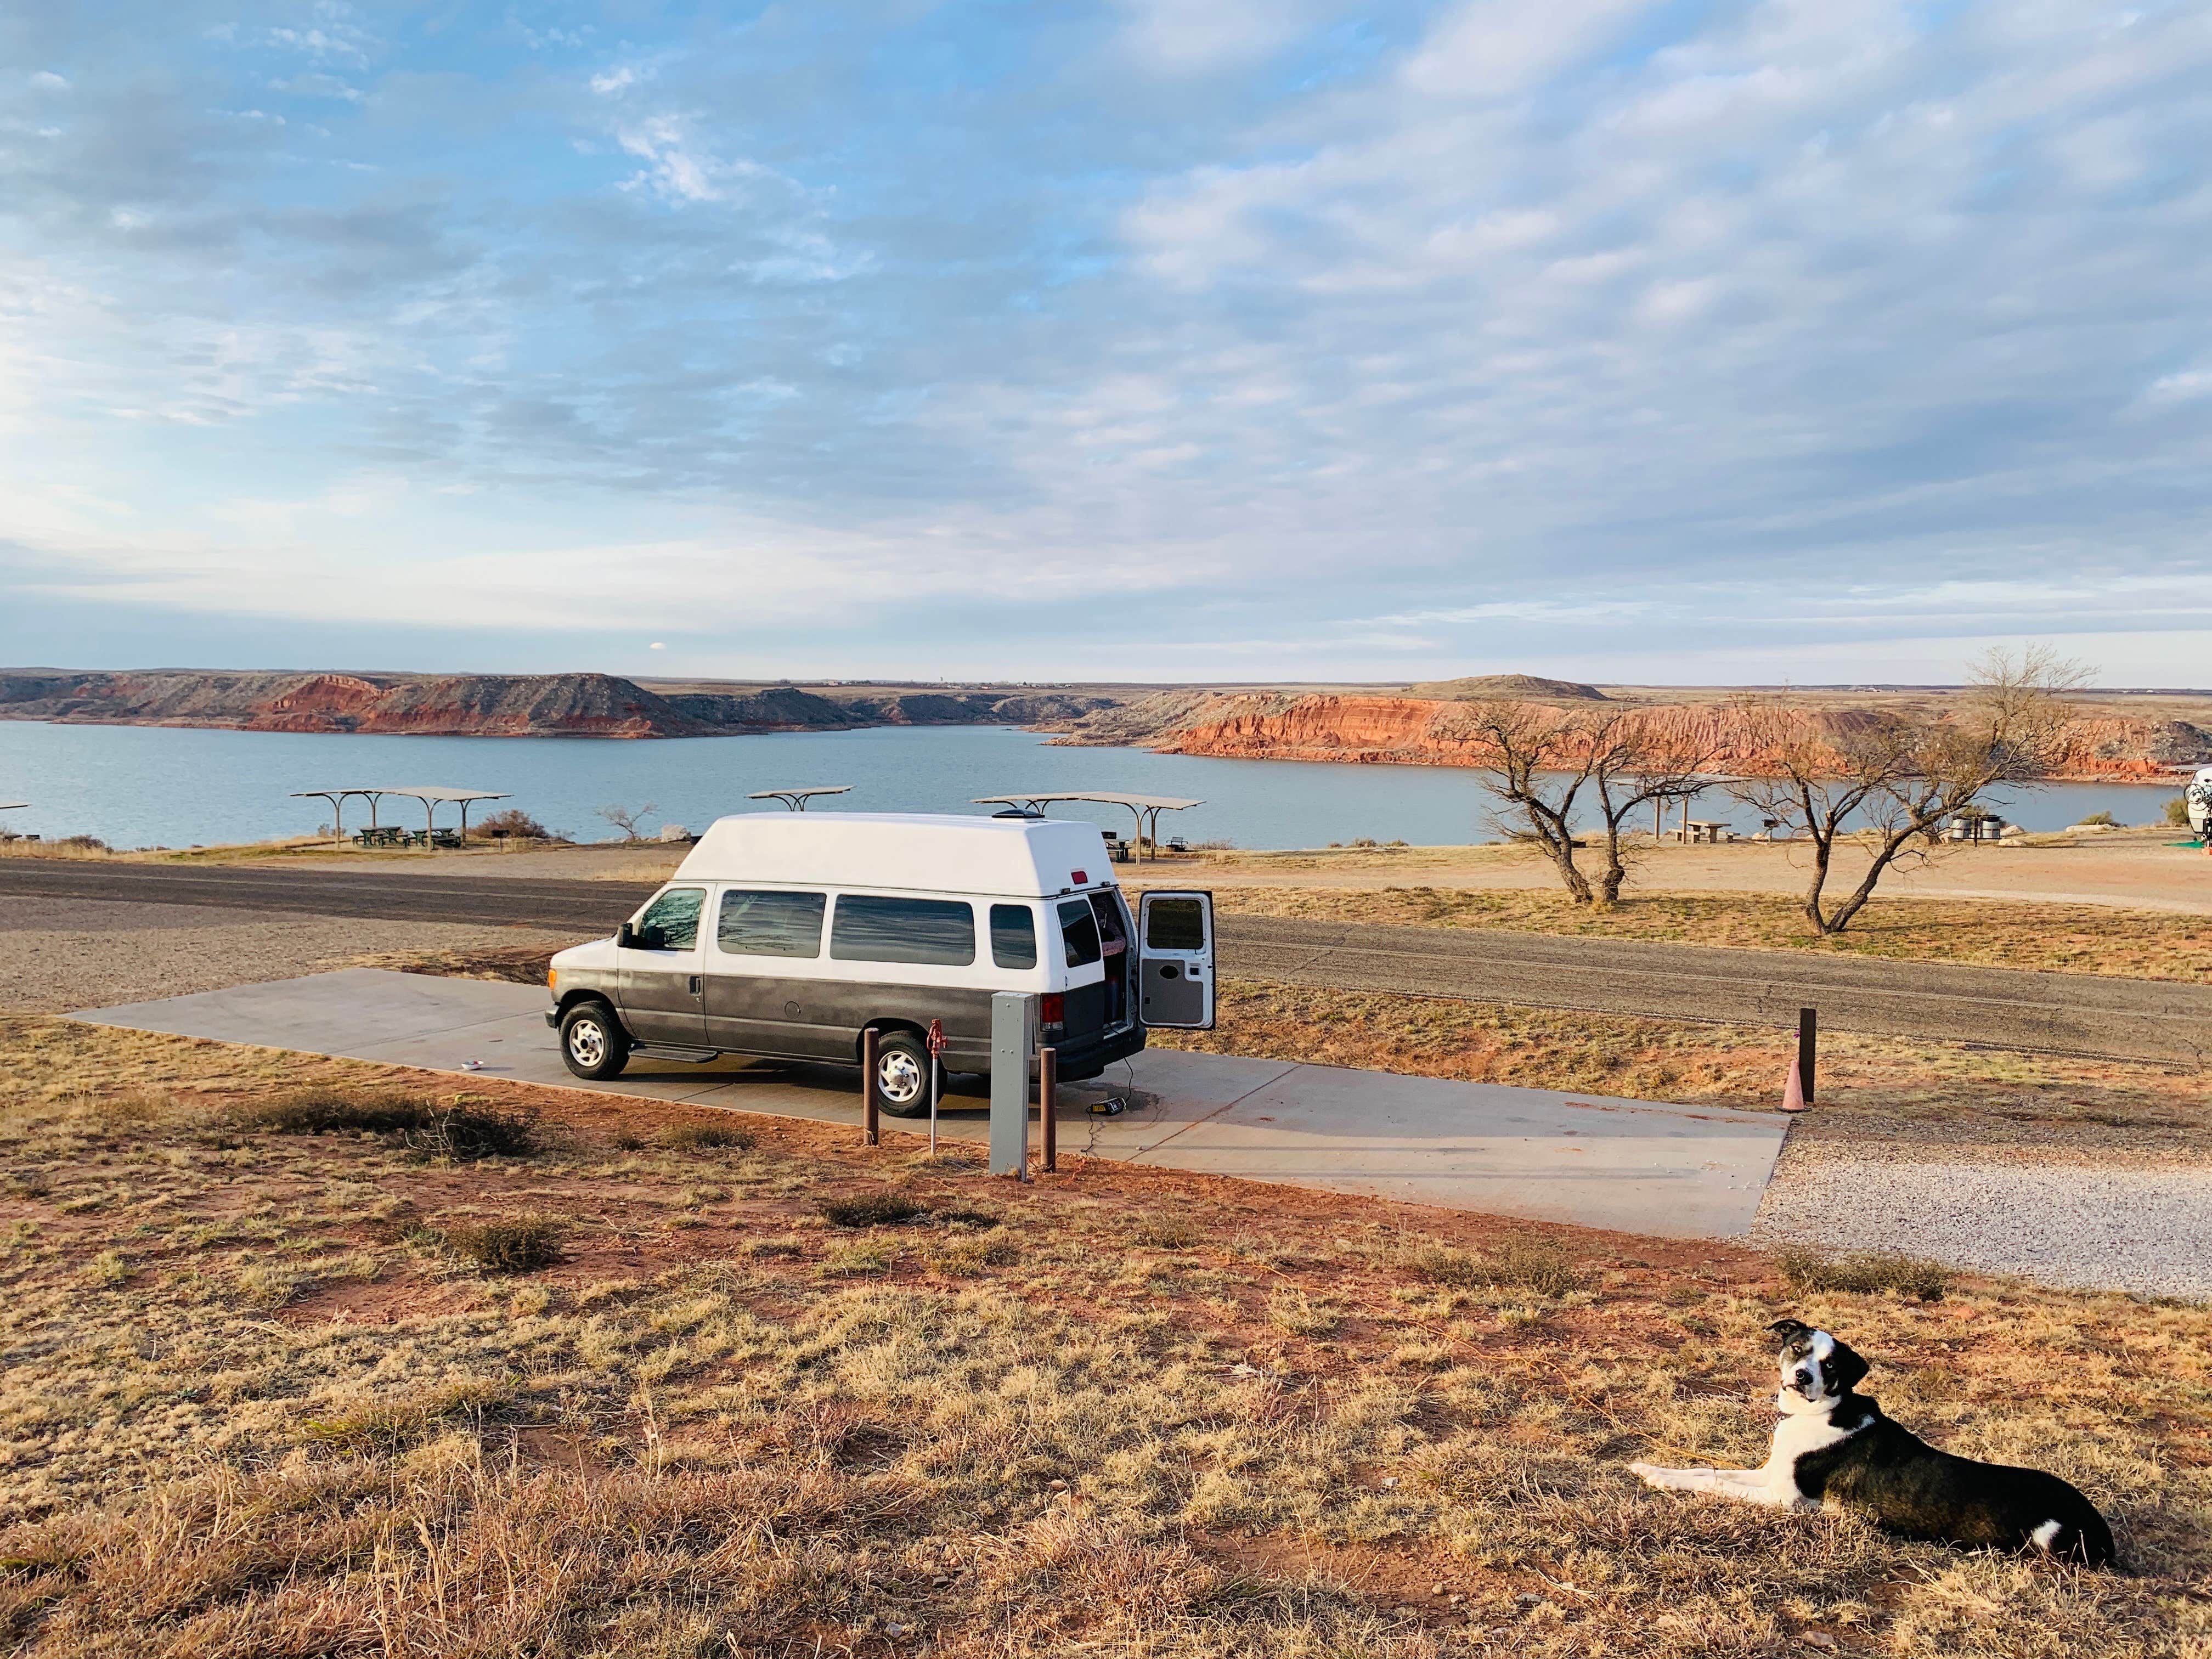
(69, 969, 1788, 1239)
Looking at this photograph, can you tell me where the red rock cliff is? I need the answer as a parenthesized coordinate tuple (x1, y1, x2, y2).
(1058, 692, 2209, 781)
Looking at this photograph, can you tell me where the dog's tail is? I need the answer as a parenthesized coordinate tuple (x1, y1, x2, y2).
(2032, 1507, 2116, 1568)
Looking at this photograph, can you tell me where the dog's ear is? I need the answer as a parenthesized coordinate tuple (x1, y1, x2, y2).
(1827, 1339, 1870, 1395)
(1767, 1318, 1812, 1344)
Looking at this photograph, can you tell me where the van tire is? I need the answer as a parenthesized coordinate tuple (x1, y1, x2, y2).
(872, 1031, 934, 1118)
(560, 1002, 630, 1080)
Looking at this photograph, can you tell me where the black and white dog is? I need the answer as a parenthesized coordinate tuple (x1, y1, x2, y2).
(1630, 1319, 2114, 1566)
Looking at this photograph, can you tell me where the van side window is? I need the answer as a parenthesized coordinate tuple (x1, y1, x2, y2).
(831, 895, 977, 966)
(634, 887, 705, 950)
(1057, 900, 1102, 967)
(989, 904, 1038, 969)
(717, 890, 826, 958)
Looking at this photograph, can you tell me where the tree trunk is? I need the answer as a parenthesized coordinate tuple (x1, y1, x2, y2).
(1802, 830, 1837, 934)
(1594, 825, 1627, 908)
(1551, 843, 1594, 904)
(1823, 829, 1918, 933)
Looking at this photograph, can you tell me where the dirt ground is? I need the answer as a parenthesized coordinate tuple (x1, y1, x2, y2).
(37, 823, 2212, 913)
(0, 896, 579, 1014)
(0, 1017, 2204, 1656)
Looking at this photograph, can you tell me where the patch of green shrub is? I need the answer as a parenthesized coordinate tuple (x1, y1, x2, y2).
(299, 1380, 512, 1454)
(1775, 1243, 1950, 1301)
(656, 1120, 751, 1153)
(439, 1214, 567, 1272)
(236, 1090, 540, 1160)
(818, 1189, 926, 1228)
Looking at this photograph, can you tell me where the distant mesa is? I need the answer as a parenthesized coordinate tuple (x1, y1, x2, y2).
(1401, 674, 1608, 702)
(0, 669, 1119, 741)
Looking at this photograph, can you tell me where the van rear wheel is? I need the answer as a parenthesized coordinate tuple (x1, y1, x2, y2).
(872, 1032, 934, 1118)
(560, 1002, 630, 1081)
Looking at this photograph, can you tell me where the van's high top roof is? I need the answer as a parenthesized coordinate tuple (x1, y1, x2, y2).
(672, 812, 1116, 899)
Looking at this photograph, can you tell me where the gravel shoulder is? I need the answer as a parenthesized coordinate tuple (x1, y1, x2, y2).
(1754, 1130, 2212, 1300)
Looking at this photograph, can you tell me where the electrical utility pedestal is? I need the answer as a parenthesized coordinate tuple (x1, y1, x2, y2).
(989, 992, 1033, 1180)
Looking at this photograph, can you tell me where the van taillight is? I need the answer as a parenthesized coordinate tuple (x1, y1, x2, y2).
(1041, 992, 1065, 1034)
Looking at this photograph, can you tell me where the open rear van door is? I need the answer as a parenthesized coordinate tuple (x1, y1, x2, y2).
(1138, 891, 1215, 1030)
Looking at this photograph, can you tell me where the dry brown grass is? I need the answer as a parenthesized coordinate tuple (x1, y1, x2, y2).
(1146, 979, 2212, 1155)
(1, 1012, 2208, 1655)
(1179, 884, 2212, 983)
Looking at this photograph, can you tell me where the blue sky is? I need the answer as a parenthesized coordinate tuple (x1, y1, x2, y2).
(3, 1, 2209, 686)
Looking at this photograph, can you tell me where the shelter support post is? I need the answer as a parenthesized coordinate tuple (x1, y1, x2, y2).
(1797, 1007, 1817, 1105)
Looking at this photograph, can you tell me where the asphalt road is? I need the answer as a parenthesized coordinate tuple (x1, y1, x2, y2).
(9, 860, 2204, 1064)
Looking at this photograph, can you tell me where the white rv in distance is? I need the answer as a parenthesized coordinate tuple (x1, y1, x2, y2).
(2188, 768, 2212, 839)
(545, 812, 1216, 1114)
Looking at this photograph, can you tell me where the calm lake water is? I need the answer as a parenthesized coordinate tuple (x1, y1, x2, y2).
(0, 720, 2189, 851)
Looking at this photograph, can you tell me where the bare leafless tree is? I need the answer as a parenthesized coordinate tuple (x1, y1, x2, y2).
(1730, 646, 2091, 934)
(1469, 702, 1718, 907)
(596, 801, 658, 842)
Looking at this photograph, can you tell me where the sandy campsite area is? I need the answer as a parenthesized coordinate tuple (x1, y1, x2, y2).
(217, 822, 2212, 914)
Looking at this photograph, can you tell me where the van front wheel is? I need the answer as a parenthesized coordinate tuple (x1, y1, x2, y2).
(872, 1032, 934, 1118)
(560, 1002, 630, 1081)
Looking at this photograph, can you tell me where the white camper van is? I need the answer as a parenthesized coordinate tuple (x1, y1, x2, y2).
(544, 812, 1216, 1113)
(2189, 768, 2212, 839)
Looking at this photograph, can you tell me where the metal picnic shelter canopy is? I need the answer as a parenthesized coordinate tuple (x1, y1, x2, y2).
(748, 786, 853, 811)
(291, 786, 510, 842)
(971, 791, 1204, 860)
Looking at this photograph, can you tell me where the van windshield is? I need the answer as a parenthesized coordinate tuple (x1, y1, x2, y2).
(1057, 900, 1102, 967)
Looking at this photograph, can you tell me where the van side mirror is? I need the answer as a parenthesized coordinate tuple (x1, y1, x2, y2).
(617, 921, 637, 949)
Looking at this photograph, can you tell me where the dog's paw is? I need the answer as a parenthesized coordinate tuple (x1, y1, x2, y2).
(1628, 1461, 1660, 1483)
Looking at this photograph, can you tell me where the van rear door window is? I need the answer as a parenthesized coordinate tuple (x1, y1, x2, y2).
(990, 903, 1039, 969)
(1144, 896, 1207, 951)
(717, 890, 826, 958)
(831, 895, 977, 966)
(1057, 900, 1102, 967)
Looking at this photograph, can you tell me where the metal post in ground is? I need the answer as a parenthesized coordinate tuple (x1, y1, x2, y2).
(927, 1018, 946, 1158)
(861, 1028, 880, 1147)
(1797, 1006, 1817, 1105)
(1039, 1045, 1058, 1173)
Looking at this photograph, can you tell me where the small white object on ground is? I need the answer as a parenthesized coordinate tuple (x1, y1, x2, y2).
(658, 824, 691, 842)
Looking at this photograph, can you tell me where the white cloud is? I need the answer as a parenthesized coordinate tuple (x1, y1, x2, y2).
(615, 115, 784, 206)
(1111, 0, 1328, 72)
(1401, 0, 1649, 98)
(30, 71, 70, 92)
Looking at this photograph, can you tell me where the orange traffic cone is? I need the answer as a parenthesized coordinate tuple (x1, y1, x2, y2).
(1781, 1057, 1809, 1113)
